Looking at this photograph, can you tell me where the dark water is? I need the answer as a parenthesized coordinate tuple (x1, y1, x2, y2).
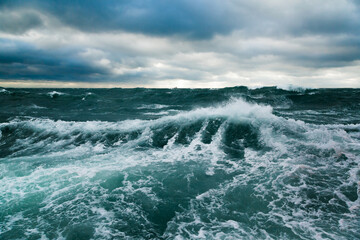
(0, 87, 359, 239)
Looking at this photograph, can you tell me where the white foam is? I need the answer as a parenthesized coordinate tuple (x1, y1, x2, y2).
(0, 98, 276, 159)
(169, 97, 274, 123)
(0, 89, 10, 94)
(47, 91, 66, 98)
(1, 96, 360, 239)
(276, 84, 311, 92)
(137, 104, 170, 110)
(29, 104, 47, 109)
(143, 111, 170, 116)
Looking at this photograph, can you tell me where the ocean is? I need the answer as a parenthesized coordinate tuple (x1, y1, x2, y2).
(0, 87, 359, 239)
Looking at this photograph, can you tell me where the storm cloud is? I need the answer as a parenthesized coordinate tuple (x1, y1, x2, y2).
(0, 0, 359, 87)
(0, 38, 111, 81)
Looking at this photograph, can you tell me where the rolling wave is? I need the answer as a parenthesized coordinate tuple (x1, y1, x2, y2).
(0, 89, 359, 239)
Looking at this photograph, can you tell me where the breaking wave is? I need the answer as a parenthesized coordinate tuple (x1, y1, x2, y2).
(0, 89, 359, 239)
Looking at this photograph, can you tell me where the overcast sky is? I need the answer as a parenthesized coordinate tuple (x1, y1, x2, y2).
(1, 0, 360, 88)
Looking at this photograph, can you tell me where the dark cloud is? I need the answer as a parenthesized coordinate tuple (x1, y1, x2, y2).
(0, 0, 359, 87)
(292, 3, 360, 36)
(0, 39, 110, 81)
(1, 0, 360, 39)
(0, 0, 239, 39)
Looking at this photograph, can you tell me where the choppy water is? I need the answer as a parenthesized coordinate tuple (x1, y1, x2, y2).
(0, 87, 359, 240)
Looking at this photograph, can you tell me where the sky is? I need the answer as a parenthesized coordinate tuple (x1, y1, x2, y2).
(0, 0, 360, 88)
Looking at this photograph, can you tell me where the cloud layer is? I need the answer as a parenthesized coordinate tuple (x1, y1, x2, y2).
(1, 0, 360, 87)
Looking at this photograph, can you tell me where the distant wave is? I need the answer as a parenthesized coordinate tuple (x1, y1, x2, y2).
(137, 104, 171, 110)
(29, 104, 47, 109)
(0, 88, 10, 94)
(276, 84, 312, 92)
(47, 91, 67, 98)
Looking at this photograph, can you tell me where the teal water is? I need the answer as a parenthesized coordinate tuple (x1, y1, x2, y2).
(0, 87, 359, 239)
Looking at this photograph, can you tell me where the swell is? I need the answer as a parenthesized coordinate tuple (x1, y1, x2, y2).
(0, 96, 359, 239)
(1, 87, 360, 124)
(1, 97, 359, 159)
(0, 98, 272, 158)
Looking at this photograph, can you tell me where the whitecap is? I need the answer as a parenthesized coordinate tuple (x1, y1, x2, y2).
(137, 104, 170, 110)
(47, 91, 66, 98)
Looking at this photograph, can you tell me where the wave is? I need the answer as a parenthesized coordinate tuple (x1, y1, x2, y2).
(0, 98, 357, 159)
(0, 97, 359, 239)
(47, 91, 67, 98)
(28, 104, 47, 109)
(137, 104, 171, 110)
(0, 88, 10, 94)
(276, 84, 312, 92)
(0, 98, 271, 155)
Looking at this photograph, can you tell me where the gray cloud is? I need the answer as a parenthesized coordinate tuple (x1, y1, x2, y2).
(0, 10, 43, 34)
(1, 0, 358, 39)
(0, 0, 239, 39)
(0, 0, 359, 87)
(0, 39, 110, 81)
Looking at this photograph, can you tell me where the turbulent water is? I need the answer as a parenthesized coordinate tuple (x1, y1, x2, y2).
(0, 87, 359, 240)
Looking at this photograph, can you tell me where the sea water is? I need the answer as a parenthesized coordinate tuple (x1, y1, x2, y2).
(0, 87, 359, 239)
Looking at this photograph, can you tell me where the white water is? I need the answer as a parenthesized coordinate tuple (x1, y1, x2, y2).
(0, 98, 359, 239)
